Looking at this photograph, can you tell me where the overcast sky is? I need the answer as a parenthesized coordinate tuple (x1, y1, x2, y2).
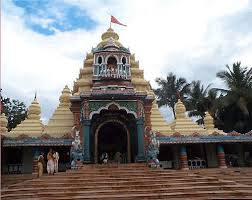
(2, 0, 252, 123)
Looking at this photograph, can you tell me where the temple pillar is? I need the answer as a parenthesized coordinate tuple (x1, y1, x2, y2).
(32, 147, 40, 174)
(217, 144, 227, 168)
(83, 120, 91, 163)
(205, 144, 218, 168)
(136, 118, 146, 162)
(172, 145, 180, 169)
(180, 146, 189, 170)
(237, 143, 245, 167)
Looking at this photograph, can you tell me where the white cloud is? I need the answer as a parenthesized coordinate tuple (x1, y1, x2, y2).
(2, 0, 252, 123)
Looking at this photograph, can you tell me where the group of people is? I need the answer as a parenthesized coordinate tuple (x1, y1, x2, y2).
(37, 149, 59, 177)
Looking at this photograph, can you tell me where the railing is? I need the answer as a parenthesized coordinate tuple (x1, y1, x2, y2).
(159, 161, 173, 169)
(7, 164, 23, 174)
(188, 159, 206, 169)
(93, 64, 131, 79)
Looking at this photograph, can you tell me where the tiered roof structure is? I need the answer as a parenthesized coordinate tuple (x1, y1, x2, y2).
(8, 96, 44, 138)
(172, 99, 207, 135)
(44, 86, 74, 138)
(0, 113, 8, 135)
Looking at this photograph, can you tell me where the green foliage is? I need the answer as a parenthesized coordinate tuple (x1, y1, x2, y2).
(185, 81, 214, 125)
(215, 62, 252, 133)
(154, 62, 252, 133)
(2, 97, 28, 131)
(154, 72, 190, 119)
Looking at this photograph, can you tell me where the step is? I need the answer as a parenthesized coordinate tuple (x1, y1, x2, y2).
(2, 166, 252, 199)
(3, 183, 252, 196)
(2, 189, 250, 200)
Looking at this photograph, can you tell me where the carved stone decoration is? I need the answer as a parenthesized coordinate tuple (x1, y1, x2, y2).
(89, 101, 138, 119)
(70, 127, 83, 165)
(74, 113, 81, 128)
(81, 100, 90, 120)
(145, 130, 160, 168)
(137, 100, 144, 119)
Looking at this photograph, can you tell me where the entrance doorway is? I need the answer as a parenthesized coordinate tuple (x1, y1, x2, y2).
(94, 120, 131, 163)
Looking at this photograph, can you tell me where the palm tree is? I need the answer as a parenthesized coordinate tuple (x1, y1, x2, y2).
(185, 80, 214, 125)
(215, 62, 252, 133)
(154, 73, 190, 119)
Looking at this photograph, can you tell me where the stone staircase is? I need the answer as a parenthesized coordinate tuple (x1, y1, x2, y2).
(1, 164, 252, 199)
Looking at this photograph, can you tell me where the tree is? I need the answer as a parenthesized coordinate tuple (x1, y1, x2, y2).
(154, 73, 190, 119)
(185, 80, 212, 125)
(2, 97, 28, 131)
(215, 62, 252, 133)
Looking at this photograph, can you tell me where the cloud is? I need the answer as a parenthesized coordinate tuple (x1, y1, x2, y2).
(2, 0, 252, 124)
(11, 0, 97, 35)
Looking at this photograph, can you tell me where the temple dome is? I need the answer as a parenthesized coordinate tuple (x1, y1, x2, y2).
(96, 28, 123, 48)
(27, 96, 41, 120)
(101, 27, 119, 40)
(59, 85, 71, 107)
(204, 112, 215, 129)
(173, 99, 207, 135)
(175, 99, 186, 118)
(204, 111, 224, 134)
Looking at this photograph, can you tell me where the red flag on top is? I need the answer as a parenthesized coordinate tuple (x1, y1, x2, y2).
(111, 15, 127, 27)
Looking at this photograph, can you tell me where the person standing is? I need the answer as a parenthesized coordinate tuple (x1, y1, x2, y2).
(54, 151, 59, 173)
(47, 149, 54, 175)
(37, 152, 44, 178)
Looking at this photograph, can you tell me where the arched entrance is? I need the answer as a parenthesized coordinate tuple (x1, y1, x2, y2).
(94, 119, 131, 163)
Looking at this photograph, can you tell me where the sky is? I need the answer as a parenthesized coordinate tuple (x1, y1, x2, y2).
(2, 0, 252, 123)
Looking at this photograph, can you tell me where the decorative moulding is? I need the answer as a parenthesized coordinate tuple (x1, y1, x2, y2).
(245, 130, 252, 136)
(209, 131, 222, 136)
(191, 132, 200, 137)
(227, 131, 241, 136)
(61, 132, 73, 139)
(16, 134, 31, 140)
(171, 132, 184, 137)
(155, 131, 165, 137)
(39, 133, 53, 140)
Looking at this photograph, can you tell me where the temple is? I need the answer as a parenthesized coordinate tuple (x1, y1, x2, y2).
(1, 28, 252, 174)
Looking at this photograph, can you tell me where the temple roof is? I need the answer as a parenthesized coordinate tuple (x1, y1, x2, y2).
(44, 85, 74, 138)
(8, 96, 44, 138)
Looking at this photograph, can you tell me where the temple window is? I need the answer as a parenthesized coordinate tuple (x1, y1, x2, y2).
(122, 57, 126, 65)
(98, 56, 102, 64)
(107, 56, 117, 69)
